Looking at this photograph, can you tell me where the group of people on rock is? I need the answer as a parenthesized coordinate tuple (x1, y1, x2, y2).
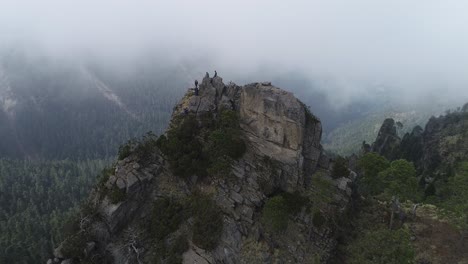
(193, 70, 217, 96)
(183, 71, 218, 115)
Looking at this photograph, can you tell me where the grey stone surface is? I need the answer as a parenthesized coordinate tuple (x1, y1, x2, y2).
(51, 74, 355, 264)
(115, 178, 126, 190)
(230, 191, 244, 204)
(53, 245, 64, 259)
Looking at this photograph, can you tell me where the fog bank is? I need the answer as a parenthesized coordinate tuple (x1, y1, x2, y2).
(2, 0, 468, 107)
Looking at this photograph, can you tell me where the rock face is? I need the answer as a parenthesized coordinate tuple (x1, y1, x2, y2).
(371, 118, 401, 160)
(420, 111, 468, 174)
(400, 125, 424, 166)
(51, 74, 354, 264)
(369, 106, 468, 178)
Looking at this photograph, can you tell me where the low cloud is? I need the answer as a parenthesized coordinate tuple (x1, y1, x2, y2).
(1, 0, 468, 107)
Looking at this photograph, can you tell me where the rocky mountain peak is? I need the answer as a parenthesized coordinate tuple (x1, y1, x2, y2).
(172, 75, 325, 191)
(371, 118, 401, 160)
(50, 74, 354, 264)
(461, 102, 468, 112)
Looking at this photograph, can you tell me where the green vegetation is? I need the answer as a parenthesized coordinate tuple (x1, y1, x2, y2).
(108, 187, 127, 204)
(261, 196, 289, 233)
(153, 233, 189, 264)
(168, 234, 189, 259)
(281, 192, 309, 214)
(118, 131, 159, 165)
(400, 126, 423, 163)
(0, 159, 109, 263)
(335, 197, 416, 264)
(301, 101, 321, 124)
(157, 109, 246, 179)
(312, 211, 326, 228)
(60, 232, 88, 259)
(151, 198, 186, 240)
(165, 234, 190, 264)
(378, 160, 422, 202)
(204, 110, 246, 176)
(308, 171, 343, 229)
(336, 110, 468, 263)
(150, 192, 224, 254)
(346, 228, 415, 264)
(345, 145, 466, 263)
(341, 153, 420, 263)
(308, 171, 335, 209)
(190, 193, 224, 250)
(434, 161, 468, 232)
(150, 197, 189, 264)
(96, 167, 114, 188)
(357, 153, 390, 195)
(357, 153, 422, 202)
(157, 115, 207, 178)
(117, 144, 132, 160)
(261, 192, 309, 233)
(331, 156, 349, 178)
(95, 167, 127, 204)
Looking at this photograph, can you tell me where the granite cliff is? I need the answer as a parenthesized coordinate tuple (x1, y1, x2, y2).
(49, 74, 355, 264)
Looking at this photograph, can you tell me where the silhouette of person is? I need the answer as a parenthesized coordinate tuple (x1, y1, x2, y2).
(194, 80, 199, 96)
(214, 70, 217, 77)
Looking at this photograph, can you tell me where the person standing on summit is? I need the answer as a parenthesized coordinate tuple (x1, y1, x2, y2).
(194, 80, 199, 96)
(214, 70, 217, 77)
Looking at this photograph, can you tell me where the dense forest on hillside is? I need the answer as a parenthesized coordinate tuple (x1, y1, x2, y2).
(0, 53, 186, 159)
(0, 54, 188, 262)
(0, 159, 110, 263)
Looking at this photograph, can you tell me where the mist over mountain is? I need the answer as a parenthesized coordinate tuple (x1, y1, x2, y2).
(2, 1, 468, 114)
(0, 49, 186, 159)
(0, 1, 468, 263)
(0, 44, 463, 159)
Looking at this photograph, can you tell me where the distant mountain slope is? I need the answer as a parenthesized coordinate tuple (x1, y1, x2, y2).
(323, 109, 435, 156)
(0, 52, 191, 159)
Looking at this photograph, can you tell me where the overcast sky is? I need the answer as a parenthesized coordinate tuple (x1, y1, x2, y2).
(1, 0, 468, 106)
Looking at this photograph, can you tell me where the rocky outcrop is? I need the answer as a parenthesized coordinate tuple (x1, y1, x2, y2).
(101, 155, 164, 233)
(400, 125, 424, 166)
(420, 111, 468, 174)
(371, 118, 401, 160)
(462, 102, 468, 113)
(369, 105, 468, 177)
(51, 74, 355, 264)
